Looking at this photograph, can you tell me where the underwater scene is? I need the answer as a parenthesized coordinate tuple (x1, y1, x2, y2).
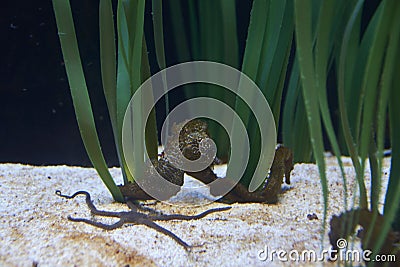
(1, 0, 399, 266)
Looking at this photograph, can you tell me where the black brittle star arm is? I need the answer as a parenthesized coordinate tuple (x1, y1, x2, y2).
(148, 207, 231, 221)
(55, 190, 231, 250)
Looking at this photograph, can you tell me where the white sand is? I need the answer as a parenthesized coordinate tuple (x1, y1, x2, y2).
(0, 156, 391, 266)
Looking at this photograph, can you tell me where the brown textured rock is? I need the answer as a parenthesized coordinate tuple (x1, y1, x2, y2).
(120, 120, 214, 201)
(120, 119, 294, 204)
(119, 158, 184, 201)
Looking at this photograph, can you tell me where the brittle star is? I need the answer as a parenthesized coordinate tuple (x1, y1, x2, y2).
(55, 190, 231, 250)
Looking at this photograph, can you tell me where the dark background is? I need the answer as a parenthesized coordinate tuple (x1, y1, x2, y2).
(1, 0, 380, 167)
(2, 0, 117, 166)
(0, 0, 252, 166)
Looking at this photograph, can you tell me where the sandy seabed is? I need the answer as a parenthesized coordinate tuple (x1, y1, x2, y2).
(0, 156, 391, 266)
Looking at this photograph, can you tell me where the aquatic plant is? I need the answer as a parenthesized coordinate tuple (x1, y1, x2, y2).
(52, 0, 157, 202)
(292, 0, 400, 262)
(53, 0, 400, 261)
